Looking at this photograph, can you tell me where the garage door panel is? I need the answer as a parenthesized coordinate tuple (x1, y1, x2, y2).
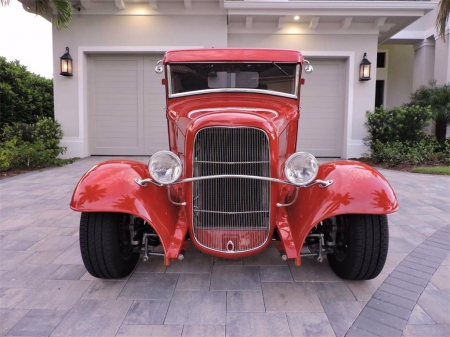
(94, 137, 139, 148)
(88, 54, 166, 155)
(94, 60, 139, 70)
(94, 87, 139, 94)
(297, 59, 345, 157)
(95, 117, 137, 128)
(94, 94, 138, 104)
(88, 55, 145, 155)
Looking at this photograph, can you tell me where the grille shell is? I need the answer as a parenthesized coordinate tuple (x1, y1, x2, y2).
(192, 127, 271, 253)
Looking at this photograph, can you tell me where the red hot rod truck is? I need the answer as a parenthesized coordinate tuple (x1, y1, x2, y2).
(71, 49, 398, 280)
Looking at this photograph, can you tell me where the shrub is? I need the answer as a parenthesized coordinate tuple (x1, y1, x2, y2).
(0, 117, 75, 171)
(365, 105, 432, 148)
(0, 57, 54, 132)
(408, 80, 450, 143)
(369, 137, 449, 167)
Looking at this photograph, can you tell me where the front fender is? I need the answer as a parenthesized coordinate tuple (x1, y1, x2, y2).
(283, 160, 398, 259)
(70, 160, 186, 259)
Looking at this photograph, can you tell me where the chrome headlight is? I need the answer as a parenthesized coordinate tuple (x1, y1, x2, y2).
(284, 152, 319, 186)
(148, 151, 182, 185)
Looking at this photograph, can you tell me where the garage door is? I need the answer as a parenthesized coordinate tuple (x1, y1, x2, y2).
(88, 54, 167, 155)
(297, 59, 346, 157)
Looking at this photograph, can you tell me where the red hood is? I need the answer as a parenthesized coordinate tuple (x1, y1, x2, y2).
(167, 93, 299, 137)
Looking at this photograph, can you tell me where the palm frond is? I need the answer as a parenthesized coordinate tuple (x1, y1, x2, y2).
(33, 0, 72, 29)
(436, 0, 450, 42)
(50, 0, 73, 30)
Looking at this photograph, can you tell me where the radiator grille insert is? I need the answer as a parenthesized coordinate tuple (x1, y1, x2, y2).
(192, 127, 271, 253)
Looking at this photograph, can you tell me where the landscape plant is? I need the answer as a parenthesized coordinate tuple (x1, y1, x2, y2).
(0, 57, 54, 132)
(408, 81, 450, 143)
(0, 117, 76, 171)
(364, 105, 450, 167)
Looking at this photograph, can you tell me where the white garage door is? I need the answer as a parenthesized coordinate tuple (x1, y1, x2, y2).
(297, 59, 346, 157)
(88, 55, 345, 157)
(88, 54, 167, 155)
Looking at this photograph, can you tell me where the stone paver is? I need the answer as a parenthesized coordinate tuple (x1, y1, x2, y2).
(0, 157, 449, 336)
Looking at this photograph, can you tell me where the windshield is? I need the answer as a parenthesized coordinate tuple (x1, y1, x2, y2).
(168, 62, 299, 98)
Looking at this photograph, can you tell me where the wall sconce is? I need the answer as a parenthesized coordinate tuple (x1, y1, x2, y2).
(359, 52, 371, 81)
(60, 47, 73, 76)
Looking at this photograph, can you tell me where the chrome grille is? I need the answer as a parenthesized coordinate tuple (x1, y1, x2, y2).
(192, 127, 271, 253)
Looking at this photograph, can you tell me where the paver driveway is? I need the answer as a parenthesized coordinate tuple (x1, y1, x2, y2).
(0, 157, 449, 337)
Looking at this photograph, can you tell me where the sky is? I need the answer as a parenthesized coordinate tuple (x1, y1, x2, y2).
(0, 0, 53, 78)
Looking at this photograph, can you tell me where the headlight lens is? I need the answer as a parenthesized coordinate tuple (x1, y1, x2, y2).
(148, 151, 182, 185)
(284, 152, 319, 186)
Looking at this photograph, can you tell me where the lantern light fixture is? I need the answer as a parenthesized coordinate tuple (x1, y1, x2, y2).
(359, 52, 371, 81)
(60, 47, 73, 76)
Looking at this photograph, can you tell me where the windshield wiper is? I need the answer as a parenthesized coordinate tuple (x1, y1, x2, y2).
(272, 62, 292, 77)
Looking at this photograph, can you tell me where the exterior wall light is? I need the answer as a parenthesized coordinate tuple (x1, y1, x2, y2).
(60, 47, 73, 76)
(359, 52, 371, 81)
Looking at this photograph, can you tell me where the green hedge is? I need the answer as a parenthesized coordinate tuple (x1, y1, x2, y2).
(365, 105, 449, 166)
(0, 57, 54, 131)
(0, 118, 75, 171)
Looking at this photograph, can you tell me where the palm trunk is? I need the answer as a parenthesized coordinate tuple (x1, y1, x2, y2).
(435, 121, 448, 142)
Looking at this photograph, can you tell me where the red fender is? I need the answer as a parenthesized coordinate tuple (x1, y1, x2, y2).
(281, 160, 398, 261)
(70, 160, 187, 260)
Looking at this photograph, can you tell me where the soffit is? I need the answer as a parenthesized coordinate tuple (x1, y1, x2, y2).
(19, 0, 437, 44)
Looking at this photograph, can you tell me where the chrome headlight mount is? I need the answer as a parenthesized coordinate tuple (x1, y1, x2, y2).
(284, 152, 319, 186)
(148, 151, 182, 185)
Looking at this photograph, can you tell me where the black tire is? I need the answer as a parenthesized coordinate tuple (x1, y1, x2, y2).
(79, 212, 140, 279)
(328, 214, 389, 280)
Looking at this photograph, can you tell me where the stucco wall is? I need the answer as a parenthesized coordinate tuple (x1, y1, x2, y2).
(229, 33, 379, 157)
(53, 15, 228, 150)
(54, 14, 381, 159)
(377, 44, 414, 108)
(434, 36, 450, 85)
(413, 39, 435, 90)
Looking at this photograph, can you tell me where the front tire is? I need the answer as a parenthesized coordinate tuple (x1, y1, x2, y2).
(79, 212, 140, 279)
(328, 214, 389, 280)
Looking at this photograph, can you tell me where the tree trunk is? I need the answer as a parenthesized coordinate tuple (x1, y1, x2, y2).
(435, 121, 447, 142)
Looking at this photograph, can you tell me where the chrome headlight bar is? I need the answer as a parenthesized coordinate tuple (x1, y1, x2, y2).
(136, 151, 332, 189)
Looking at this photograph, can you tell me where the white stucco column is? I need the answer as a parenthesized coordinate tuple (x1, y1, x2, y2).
(413, 39, 435, 89)
(433, 28, 450, 85)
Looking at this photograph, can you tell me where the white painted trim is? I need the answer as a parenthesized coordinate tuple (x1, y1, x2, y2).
(115, 0, 125, 10)
(246, 16, 253, 29)
(309, 17, 319, 30)
(80, 0, 91, 10)
(341, 17, 352, 30)
(149, 0, 158, 10)
(414, 39, 435, 51)
(223, 1, 437, 11)
(74, 45, 204, 158)
(301, 51, 355, 159)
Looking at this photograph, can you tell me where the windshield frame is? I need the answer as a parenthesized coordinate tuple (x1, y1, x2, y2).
(166, 62, 300, 99)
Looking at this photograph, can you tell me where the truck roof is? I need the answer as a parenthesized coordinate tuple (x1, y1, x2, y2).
(163, 48, 303, 63)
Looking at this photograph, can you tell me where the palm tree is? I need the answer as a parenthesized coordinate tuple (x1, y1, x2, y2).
(1, 0, 72, 29)
(436, 0, 450, 42)
(409, 80, 450, 142)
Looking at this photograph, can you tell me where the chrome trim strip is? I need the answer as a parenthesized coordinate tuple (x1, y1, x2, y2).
(194, 160, 270, 165)
(187, 107, 279, 118)
(135, 176, 333, 188)
(167, 63, 300, 99)
(170, 88, 297, 99)
(167, 185, 186, 206)
(276, 187, 299, 207)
